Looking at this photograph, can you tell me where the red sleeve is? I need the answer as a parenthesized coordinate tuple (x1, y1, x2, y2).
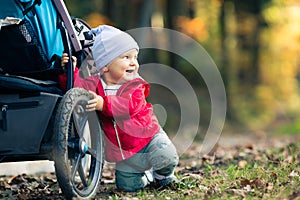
(58, 68, 80, 92)
(58, 68, 100, 93)
(101, 84, 148, 119)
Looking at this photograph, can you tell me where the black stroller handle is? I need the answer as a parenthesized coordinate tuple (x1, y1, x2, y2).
(60, 21, 74, 90)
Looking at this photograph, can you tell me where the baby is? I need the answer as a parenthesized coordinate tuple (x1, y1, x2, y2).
(60, 25, 179, 192)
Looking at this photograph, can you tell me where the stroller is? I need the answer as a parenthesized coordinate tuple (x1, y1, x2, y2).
(0, 0, 104, 199)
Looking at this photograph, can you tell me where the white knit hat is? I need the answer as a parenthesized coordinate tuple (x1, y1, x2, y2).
(90, 25, 139, 70)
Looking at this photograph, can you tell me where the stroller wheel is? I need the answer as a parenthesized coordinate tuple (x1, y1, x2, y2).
(53, 88, 104, 199)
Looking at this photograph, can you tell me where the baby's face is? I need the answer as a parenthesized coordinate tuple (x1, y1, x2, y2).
(103, 49, 139, 85)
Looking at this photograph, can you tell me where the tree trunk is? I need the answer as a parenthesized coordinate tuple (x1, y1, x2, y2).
(233, 0, 264, 85)
(220, 1, 232, 120)
(166, 0, 188, 69)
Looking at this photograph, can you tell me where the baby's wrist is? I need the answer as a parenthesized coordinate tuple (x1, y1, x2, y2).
(98, 97, 104, 111)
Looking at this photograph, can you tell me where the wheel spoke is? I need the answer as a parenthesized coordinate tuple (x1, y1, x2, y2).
(73, 118, 86, 137)
(71, 154, 82, 183)
(78, 161, 89, 187)
(87, 146, 97, 158)
(71, 152, 90, 189)
(73, 104, 88, 138)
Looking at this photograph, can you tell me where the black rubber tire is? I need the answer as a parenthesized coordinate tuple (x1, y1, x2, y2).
(53, 88, 104, 200)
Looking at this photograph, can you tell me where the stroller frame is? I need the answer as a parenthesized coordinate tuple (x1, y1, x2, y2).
(0, 0, 104, 199)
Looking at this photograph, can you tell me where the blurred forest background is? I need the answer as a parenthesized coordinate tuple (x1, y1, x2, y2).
(65, 0, 300, 137)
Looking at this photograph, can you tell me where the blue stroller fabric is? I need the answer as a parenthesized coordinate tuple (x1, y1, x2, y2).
(0, 0, 64, 74)
(0, 74, 63, 95)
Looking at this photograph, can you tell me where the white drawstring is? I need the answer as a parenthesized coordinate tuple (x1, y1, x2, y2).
(113, 120, 125, 160)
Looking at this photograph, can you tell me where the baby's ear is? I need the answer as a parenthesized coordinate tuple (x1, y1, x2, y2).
(101, 66, 109, 72)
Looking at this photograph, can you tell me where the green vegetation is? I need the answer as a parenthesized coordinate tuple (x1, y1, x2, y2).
(100, 141, 300, 200)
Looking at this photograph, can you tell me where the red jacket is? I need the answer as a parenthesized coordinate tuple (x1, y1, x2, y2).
(59, 69, 160, 162)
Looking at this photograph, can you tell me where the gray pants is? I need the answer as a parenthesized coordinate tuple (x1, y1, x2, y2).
(115, 129, 179, 192)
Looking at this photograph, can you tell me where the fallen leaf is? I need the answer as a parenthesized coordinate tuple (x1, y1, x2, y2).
(238, 160, 248, 168)
(240, 178, 251, 187)
(289, 170, 299, 178)
(271, 172, 278, 180)
(251, 178, 265, 189)
(288, 190, 300, 200)
(188, 173, 202, 180)
(226, 188, 247, 197)
(243, 184, 253, 192)
(266, 182, 274, 191)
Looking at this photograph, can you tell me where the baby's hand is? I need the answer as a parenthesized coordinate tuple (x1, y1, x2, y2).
(86, 91, 104, 111)
(61, 53, 77, 71)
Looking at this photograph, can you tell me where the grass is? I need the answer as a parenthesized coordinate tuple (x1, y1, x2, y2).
(100, 140, 300, 200)
(1, 134, 298, 199)
(274, 118, 300, 135)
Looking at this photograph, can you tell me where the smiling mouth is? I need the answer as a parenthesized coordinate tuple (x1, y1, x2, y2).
(126, 70, 134, 73)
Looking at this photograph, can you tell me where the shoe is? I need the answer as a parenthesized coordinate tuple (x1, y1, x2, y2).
(154, 176, 179, 190)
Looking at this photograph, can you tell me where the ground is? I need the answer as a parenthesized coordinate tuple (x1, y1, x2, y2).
(0, 132, 299, 199)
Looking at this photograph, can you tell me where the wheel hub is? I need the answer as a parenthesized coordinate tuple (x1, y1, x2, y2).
(80, 140, 89, 154)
